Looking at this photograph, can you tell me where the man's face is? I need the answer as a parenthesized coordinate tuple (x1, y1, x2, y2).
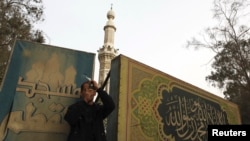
(82, 83, 96, 105)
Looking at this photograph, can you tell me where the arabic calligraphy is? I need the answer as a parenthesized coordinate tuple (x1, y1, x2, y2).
(16, 77, 80, 98)
(158, 87, 228, 141)
(7, 102, 70, 134)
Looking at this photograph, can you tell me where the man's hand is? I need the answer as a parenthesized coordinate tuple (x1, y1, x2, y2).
(90, 80, 99, 90)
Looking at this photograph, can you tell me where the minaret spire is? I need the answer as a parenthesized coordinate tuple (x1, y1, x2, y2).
(98, 6, 118, 92)
(103, 6, 116, 48)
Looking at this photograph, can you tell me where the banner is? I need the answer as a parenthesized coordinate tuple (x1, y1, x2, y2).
(0, 40, 96, 141)
(107, 54, 241, 141)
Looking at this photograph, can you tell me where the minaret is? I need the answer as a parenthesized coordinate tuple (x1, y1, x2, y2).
(98, 6, 118, 92)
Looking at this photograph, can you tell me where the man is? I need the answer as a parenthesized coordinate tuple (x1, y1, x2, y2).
(64, 80, 115, 141)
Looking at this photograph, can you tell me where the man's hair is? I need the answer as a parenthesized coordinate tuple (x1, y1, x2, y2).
(81, 81, 96, 92)
(81, 81, 90, 92)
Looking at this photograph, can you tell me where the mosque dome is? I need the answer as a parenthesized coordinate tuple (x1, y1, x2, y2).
(107, 9, 115, 19)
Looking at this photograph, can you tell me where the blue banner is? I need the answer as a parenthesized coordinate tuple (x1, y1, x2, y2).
(0, 40, 95, 141)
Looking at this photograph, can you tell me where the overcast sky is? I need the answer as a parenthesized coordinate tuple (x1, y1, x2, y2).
(36, 0, 224, 97)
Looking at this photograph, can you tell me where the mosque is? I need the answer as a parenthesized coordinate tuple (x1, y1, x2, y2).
(0, 7, 242, 141)
(97, 8, 242, 141)
(97, 6, 118, 91)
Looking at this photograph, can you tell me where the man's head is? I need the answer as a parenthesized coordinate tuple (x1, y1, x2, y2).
(81, 81, 97, 105)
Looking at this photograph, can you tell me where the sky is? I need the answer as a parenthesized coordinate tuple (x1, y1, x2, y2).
(36, 0, 224, 98)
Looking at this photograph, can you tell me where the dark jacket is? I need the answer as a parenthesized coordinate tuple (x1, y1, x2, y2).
(64, 89, 115, 141)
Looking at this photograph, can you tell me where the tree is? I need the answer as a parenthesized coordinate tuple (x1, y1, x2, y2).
(0, 0, 45, 85)
(187, 0, 250, 124)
